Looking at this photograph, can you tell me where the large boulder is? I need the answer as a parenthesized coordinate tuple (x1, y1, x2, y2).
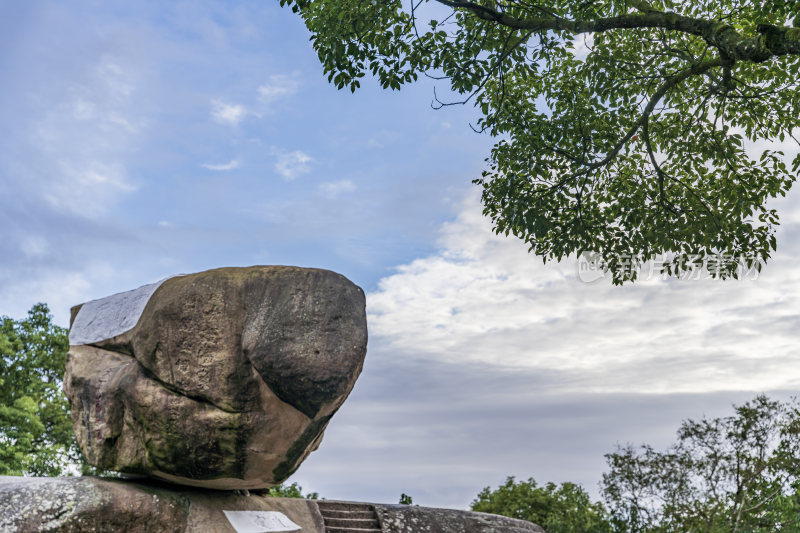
(64, 266, 367, 489)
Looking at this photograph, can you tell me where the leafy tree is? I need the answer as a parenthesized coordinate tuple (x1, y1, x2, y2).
(281, 0, 800, 282)
(0, 304, 80, 476)
(268, 481, 320, 499)
(399, 492, 414, 505)
(471, 476, 614, 532)
(602, 395, 800, 532)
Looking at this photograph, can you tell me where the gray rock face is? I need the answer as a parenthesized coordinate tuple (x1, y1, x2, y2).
(0, 477, 544, 533)
(0, 477, 191, 533)
(375, 503, 546, 533)
(64, 266, 368, 489)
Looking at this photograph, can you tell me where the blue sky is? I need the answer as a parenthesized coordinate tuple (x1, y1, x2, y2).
(0, 0, 489, 315)
(3, 0, 800, 510)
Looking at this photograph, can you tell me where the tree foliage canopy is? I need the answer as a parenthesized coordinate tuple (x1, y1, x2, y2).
(471, 476, 613, 532)
(281, 0, 800, 282)
(0, 304, 79, 476)
(472, 396, 800, 532)
(267, 481, 320, 499)
(603, 394, 800, 532)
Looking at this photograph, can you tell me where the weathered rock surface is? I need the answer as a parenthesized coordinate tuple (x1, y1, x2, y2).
(64, 266, 368, 489)
(376, 503, 546, 533)
(0, 476, 545, 533)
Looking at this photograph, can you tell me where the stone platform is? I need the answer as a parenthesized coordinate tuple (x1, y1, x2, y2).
(0, 476, 543, 532)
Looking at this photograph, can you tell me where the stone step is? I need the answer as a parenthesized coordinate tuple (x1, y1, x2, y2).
(324, 528, 382, 533)
(317, 501, 376, 513)
(317, 501, 382, 533)
(320, 510, 376, 520)
(323, 517, 381, 529)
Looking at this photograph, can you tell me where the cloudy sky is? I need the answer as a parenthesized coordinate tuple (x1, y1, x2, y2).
(2, 0, 799, 510)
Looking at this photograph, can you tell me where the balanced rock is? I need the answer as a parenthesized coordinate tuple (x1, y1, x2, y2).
(64, 266, 367, 489)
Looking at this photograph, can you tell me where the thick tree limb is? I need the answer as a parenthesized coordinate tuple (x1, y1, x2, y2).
(434, 0, 800, 62)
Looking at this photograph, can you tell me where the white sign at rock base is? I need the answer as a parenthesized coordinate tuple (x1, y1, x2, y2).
(222, 510, 301, 533)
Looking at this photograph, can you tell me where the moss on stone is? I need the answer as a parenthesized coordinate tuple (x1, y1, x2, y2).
(273, 414, 333, 482)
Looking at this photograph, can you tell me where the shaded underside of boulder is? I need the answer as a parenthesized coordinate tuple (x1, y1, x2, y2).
(0, 477, 544, 533)
(64, 266, 368, 489)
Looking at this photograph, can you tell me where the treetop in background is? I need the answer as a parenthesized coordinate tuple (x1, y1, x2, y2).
(282, 0, 800, 282)
(602, 394, 800, 531)
(472, 395, 800, 532)
(0, 304, 77, 476)
(471, 476, 612, 532)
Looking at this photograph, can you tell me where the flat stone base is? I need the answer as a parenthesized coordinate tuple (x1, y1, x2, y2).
(0, 476, 543, 532)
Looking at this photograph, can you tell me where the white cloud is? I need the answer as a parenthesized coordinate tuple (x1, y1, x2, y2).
(25, 54, 145, 216)
(211, 99, 248, 126)
(18, 235, 49, 258)
(44, 161, 137, 214)
(367, 191, 800, 395)
(0, 266, 100, 326)
(365, 130, 402, 149)
(72, 99, 96, 120)
(96, 59, 134, 99)
(81, 167, 136, 190)
(274, 150, 312, 180)
(257, 73, 300, 102)
(319, 179, 356, 198)
(202, 158, 241, 171)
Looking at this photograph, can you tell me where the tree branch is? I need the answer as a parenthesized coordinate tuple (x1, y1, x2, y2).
(433, 0, 800, 62)
(587, 57, 728, 171)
